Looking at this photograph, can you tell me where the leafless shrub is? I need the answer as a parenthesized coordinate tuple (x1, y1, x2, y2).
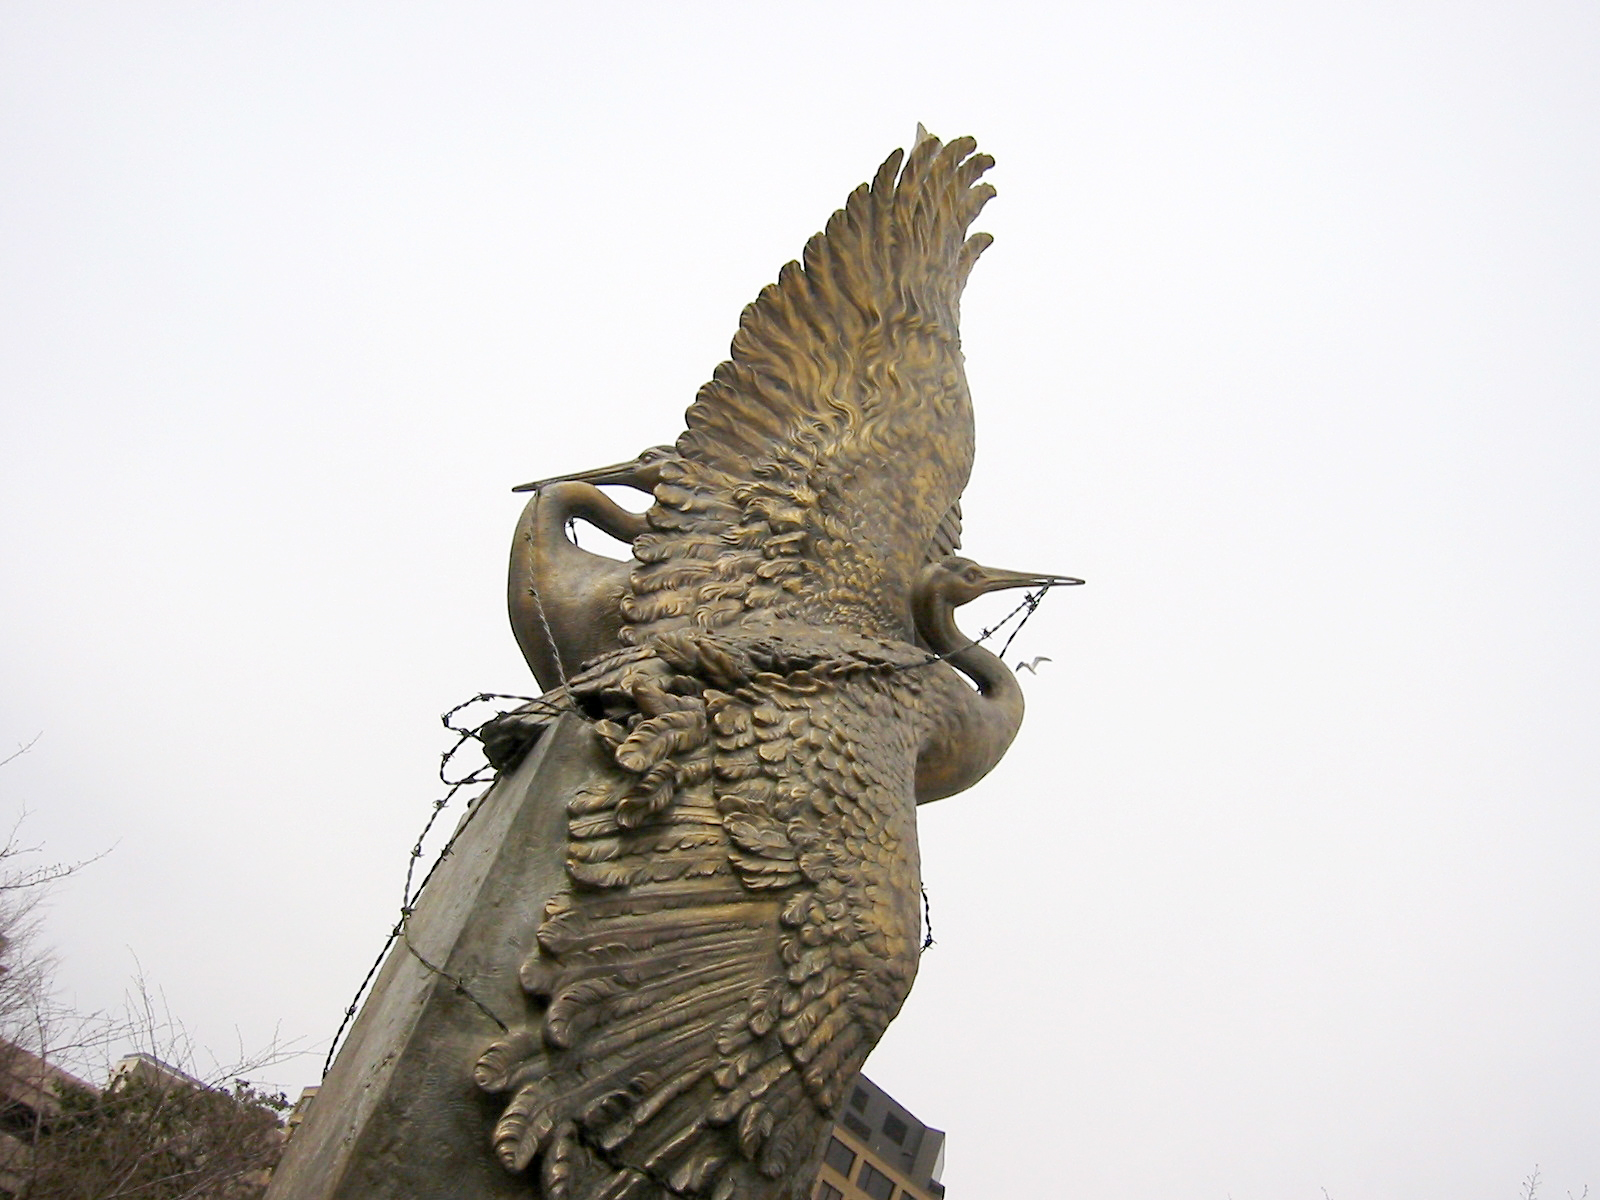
(0, 745, 297, 1197)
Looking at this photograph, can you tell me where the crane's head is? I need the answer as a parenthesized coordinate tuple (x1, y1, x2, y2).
(918, 555, 1084, 609)
(512, 444, 678, 494)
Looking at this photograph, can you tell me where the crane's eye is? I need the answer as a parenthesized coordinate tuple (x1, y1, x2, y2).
(963, 567, 982, 583)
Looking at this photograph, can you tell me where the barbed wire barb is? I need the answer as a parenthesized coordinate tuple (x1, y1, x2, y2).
(321, 582, 1067, 1076)
(321, 692, 541, 1077)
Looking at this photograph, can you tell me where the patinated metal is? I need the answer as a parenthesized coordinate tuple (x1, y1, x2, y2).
(474, 129, 1080, 1199)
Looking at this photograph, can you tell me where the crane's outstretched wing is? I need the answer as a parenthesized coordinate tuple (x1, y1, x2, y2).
(929, 499, 963, 561)
(622, 132, 994, 646)
(474, 133, 998, 1199)
(475, 631, 933, 1200)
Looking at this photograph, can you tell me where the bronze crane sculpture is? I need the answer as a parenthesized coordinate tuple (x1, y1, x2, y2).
(506, 446, 676, 691)
(479, 129, 1080, 1200)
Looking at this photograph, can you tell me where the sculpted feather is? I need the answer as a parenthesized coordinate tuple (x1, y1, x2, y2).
(622, 134, 995, 643)
(476, 130, 1079, 1200)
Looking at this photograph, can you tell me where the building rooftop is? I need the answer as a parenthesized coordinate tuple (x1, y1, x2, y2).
(816, 1074, 945, 1200)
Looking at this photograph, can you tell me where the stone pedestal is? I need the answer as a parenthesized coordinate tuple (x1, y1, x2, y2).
(267, 715, 599, 1199)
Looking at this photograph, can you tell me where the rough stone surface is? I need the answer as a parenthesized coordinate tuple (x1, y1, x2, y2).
(266, 716, 601, 1199)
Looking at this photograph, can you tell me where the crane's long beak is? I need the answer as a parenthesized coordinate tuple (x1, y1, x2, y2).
(976, 567, 1085, 594)
(511, 457, 642, 493)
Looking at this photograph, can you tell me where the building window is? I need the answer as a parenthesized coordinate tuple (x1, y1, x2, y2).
(0, 1100, 40, 1141)
(816, 1184, 843, 1200)
(842, 1111, 871, 1139)
(882, 1112, 908, 1145)
(850, 1086, 869, 1112)
(858, 1160, 895, 1200)
(823, 1136, 855, 1177)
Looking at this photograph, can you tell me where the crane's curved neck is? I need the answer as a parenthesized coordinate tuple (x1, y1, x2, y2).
(508, 480, 645, 693)
(916, 590, 1019, 703)
(911, 586, 1026, 803)
(536, 483, 649, 550)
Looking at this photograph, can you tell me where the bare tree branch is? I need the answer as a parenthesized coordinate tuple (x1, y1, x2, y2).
(0, 734, 42, 771)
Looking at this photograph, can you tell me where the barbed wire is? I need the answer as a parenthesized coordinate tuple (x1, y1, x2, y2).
(902, 583, 1058, 672)
(998, 587, 1050, 660)
(528, 489, 575, 699)
(321, 692, 545, 1079)
(321, 575, 1070, 1077)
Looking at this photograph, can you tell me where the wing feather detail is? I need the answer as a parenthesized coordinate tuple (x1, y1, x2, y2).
(476, 629, 934, 1199)
(478, 131, 998, 1200)
(622, 132, 995, 646)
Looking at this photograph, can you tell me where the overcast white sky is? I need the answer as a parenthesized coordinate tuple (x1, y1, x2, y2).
(3, 3, 1598, 1197)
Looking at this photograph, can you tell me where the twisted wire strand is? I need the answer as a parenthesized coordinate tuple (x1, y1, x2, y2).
(321, 692, 544, 1078)
(526, 488, 576, 704)
(322, 582, 1069, 1075)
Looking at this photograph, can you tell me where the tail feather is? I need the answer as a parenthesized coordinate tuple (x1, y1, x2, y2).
(543, 1123, 582, 1200)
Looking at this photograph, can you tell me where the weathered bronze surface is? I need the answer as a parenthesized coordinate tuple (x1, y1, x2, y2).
(266, 129, 1077, 1200)
(478, 130, 1078, 1199)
